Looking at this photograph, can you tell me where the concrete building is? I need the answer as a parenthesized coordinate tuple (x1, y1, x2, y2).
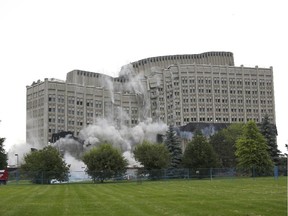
(26, 52, 276, 145)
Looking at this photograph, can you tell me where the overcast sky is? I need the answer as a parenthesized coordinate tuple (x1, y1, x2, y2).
(0, 0, 287, 153)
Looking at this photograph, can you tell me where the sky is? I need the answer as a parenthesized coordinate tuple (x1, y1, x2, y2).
(0, 0, 287, 154)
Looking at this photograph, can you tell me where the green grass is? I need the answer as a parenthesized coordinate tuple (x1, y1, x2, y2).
(0, 177, 286, 216)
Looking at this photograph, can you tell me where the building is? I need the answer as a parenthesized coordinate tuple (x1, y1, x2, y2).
(26, 52, 276, 145)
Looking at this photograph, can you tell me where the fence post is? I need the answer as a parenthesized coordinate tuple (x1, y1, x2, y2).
(210, 168, 213, 181)
(274, 166, 278, 180)
(16, 169, 19, 184)
(252, 165, 255, 179)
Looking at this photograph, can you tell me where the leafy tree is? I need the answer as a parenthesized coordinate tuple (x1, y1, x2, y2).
(183, 130, 218, 168)
(235, 121, 273, 175)
(209, 124, 243, 167)
(133, 140, 170, 176)
(259, 114, 280, 164)
(164, 125, 183, 168)
(21, 145, 70, 184)
(82, 143, 128, 183)
(0, 137, 8, 169)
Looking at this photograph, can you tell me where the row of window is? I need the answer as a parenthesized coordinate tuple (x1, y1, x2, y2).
(76, 70, 100, 78)
(181, 107, 271, 113)
(175, 87, 272, 95)
(181, 97, 272, 105)
(27, 90, 45, 100)
(182, 117, 263, 123)
(27, 98, 44, 109)
(179, 77, 272, 86)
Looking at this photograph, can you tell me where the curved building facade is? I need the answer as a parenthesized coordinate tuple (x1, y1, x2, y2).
(131, 51, 234, 74)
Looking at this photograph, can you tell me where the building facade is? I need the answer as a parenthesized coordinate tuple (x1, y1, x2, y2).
(26, 52, 276, 145)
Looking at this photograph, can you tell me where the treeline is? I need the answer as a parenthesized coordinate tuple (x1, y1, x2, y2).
(134, 119, 284, 175)
(16, 115, 286, 184)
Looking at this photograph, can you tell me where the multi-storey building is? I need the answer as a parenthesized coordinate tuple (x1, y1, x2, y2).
(26, 52, 276, 145)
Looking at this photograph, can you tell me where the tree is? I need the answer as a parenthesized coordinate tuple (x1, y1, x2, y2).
(21, 145, 70, 184)
(133, 140, 170, 178)
(259, 114, 280, 163)
(0, 137, 8, 169)
(209, 124, 243, 167)
(183, 130, 218, 169)
(235, 121, 273, 175)
(164, 125, 183, 168)
(82, 143, 128, 183)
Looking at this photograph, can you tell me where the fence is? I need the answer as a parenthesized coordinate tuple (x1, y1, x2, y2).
(5, 166, 286, 185)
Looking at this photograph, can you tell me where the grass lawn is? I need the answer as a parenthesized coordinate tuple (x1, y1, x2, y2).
(0, 177, 286, 216)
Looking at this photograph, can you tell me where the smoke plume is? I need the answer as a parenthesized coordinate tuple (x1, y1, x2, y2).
(77, 117, 168, 167)
(7, 141, 43, 167)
